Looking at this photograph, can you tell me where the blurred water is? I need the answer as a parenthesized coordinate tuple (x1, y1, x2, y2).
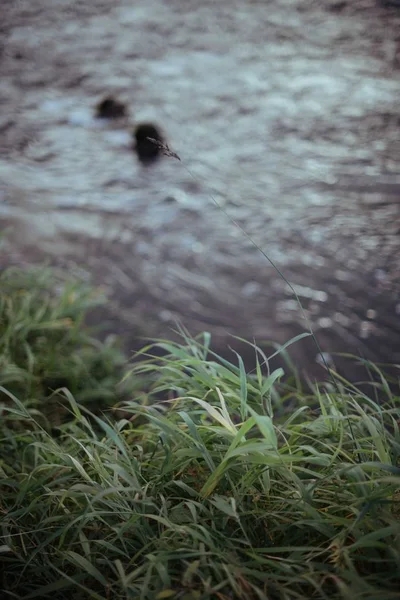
(1, 0, 399, 376)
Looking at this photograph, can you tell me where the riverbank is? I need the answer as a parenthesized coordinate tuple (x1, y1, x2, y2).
(1, 265, 399, 599)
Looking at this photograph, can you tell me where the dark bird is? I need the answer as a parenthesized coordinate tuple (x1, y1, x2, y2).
(95, 96, 127, 119)
(133, 123, 164, 164)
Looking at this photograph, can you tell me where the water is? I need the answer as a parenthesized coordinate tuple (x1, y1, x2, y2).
(1, 0, 400, 378)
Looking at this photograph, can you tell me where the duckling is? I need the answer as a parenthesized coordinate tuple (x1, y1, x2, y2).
(133, 123, 164, 164)
(95, 96, 127, 119)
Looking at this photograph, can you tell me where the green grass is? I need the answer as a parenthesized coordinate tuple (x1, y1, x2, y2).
(1, 274, 399, 599)
(0, 266, 141, 424)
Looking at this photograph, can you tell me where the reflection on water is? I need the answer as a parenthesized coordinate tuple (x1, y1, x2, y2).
(1, 0, 400, 378)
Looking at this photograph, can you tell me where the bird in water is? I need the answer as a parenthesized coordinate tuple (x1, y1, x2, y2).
(133, 123, 164, 164)
(95, 96, 127, 119)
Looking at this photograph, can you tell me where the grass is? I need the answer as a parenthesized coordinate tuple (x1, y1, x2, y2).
(0, 266, 141, 424)
(0, 268, 399, 599)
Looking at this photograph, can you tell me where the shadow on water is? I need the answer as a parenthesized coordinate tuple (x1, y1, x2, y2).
(1, 0, 400, 381)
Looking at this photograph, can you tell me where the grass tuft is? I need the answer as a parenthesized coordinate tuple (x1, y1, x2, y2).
(0, 266, 141, 424)
(1, 324, 399, 599)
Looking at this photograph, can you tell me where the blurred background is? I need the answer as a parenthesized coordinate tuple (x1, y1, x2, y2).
(1, 0, 399, 379)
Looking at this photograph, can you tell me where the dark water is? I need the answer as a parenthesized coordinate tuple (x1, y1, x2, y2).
(1, 0, 400, 379)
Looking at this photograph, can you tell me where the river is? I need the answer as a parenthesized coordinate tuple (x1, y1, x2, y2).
(1, 0, 399, 380)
